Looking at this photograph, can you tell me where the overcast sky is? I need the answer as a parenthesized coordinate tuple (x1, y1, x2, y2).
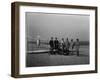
(26, 12, 89, 41)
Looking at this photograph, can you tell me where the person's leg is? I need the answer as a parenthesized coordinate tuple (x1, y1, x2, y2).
(66, 48, 69, 55)
(62, 45, 64, 54)
(77, 50, 79, 56)
(71, 47, 73, 55)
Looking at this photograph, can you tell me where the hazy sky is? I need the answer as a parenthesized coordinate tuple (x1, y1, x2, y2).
(26, 12, 89, 41)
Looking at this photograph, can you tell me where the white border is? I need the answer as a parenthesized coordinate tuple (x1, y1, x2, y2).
(19, 6, 95, 74)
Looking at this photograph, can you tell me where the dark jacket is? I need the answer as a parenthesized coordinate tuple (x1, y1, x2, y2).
(54, 40, 59, 49)
(49, 40, 54, 48)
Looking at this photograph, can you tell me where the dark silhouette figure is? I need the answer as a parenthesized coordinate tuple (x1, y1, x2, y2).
(49, 37, 54, 51)
(65, 38, 70, 55)
(70, 39, 75, 55)
(54, 37, 59, 50)
(75, 39, 80, 56)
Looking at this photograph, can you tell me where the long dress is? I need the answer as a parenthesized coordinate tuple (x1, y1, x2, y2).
(36, 39, 40, 47)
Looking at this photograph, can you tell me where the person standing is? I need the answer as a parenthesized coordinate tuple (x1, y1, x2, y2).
(36, 35, 40, 48)
(54, 37, 59, 50)
(60, 38, 65, 53)
(49, 37, 54, 51)
(65, 38, 70, 55)
(75, 39, 80, 56)
(69, 39, 75, 54)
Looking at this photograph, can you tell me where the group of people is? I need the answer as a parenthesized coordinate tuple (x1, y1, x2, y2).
(49, 37, 80, 56)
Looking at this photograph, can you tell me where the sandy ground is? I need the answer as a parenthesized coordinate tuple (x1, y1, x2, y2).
(26, 46, 89, 67)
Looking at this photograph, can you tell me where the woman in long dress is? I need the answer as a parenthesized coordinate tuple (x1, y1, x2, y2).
(36, 35, 40, 48)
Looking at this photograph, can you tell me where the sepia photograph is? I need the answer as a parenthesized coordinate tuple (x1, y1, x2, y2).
(26, 12, 90, 67)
